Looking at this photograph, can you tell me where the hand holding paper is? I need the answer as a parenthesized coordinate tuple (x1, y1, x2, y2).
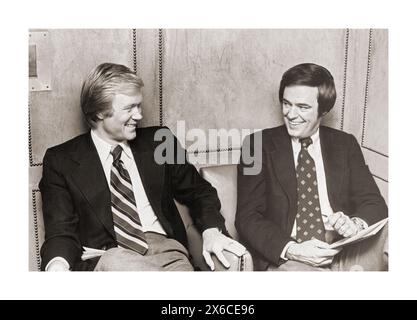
(328, 211, 360, 238)
(329, 218, 388, 249)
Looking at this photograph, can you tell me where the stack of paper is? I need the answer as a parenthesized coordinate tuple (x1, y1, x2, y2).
(81, 246, 106, 261)
(329, 218, 388, 249)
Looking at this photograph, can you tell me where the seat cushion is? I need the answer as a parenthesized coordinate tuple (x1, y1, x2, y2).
(200, 164, 238, 239)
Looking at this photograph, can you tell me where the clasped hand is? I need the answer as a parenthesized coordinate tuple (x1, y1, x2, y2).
(328, 211, 360, 238)
(286, 212, 360, 267)
(286, 239, 341, 267)
(202, 228, 247, 270)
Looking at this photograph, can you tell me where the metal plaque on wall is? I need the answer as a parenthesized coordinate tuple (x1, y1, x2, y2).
(29, 30, 52, 91)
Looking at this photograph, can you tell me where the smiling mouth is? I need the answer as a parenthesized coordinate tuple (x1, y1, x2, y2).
(287, 119, 305, 126)
(125, 123, 137, 128)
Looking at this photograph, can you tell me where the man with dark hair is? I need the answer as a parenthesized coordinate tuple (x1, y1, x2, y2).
(236, 63, 388, 271)
(40, 62, 245, 271)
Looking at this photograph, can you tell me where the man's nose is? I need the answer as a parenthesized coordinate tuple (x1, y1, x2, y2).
(131, 106, 143, 120)
(286, 106, 298, 119)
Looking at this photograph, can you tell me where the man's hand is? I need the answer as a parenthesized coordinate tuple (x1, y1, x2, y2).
(286, 239, 341, 267)
(202, 228, 246, 270)
(328, 211, 359, 238)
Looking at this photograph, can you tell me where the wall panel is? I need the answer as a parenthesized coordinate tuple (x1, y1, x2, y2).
(162, 29, 348, 150)
(362, 29, 388, 156)
(339, 29, 388, 201)
(29, 29, 133, 165)
(136, 29, 160, 127)
(363, 148, 388, 182)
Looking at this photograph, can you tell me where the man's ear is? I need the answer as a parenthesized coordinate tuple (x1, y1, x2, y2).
(319, 111, 328, 119)
(96, 112, 105, 120)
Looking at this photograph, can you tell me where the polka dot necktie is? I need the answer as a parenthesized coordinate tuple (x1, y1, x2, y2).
(295, 137, 326, 243)
(110, 145, 148, 254)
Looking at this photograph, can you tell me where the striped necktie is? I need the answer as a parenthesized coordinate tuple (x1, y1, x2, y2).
(110, 145, 148, 254)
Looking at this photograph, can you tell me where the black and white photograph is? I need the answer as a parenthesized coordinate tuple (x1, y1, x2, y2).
(28, 28, 388, 273)
(1, 0, 417, 302)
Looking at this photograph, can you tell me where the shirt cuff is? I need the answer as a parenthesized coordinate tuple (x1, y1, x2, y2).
(351, 217, 368, 231)
(280, 241, 297, 260)
(45, 257, 70, 271)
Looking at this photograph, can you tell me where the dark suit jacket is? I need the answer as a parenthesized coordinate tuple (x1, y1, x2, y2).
(235, 125, 388, 271)
(39, 126, 226, 271)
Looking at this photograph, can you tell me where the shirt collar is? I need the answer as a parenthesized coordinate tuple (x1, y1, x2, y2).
(90, 130, 133, 163)
(291, 127, 320, 146)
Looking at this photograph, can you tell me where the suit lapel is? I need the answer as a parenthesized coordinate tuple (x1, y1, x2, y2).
(269, 128, 298, 231)
(130, 147, 164, 206)
(129, 130, 171, 233)
(320, 127, 344, 209)
(129, 130, 164, 204)
(70, 134, 116, 239)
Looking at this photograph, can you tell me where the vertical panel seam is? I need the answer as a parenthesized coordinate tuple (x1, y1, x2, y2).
(28, 94, 42, 167)
(132, 29, 137, 74)
(158, 29, 164, 126)
(361, 28, 372, 146)
(340, 28, 349, 131)
(31, 189, 41, 271)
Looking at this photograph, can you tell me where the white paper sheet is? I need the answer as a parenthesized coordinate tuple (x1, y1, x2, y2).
(329, 218, 388, 249)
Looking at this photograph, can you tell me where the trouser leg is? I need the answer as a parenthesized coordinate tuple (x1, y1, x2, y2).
(331, 224, 388, 271)
(94, 232, 194, 271)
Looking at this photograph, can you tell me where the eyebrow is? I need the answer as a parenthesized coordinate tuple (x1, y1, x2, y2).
(124, 103, 142, 109)
(295, 103, 312, 108)
(282, 99, 312, 108)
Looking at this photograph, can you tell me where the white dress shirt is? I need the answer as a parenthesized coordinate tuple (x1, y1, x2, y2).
(91, 130, 166, 235)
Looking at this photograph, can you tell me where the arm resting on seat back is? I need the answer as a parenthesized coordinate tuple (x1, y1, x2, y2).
(202, 227, 248, 270)
(177, 200, 253, 271)
(198, 165, 254, 271)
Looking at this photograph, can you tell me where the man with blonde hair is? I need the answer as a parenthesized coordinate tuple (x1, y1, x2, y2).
(40, 62, 245, 271)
